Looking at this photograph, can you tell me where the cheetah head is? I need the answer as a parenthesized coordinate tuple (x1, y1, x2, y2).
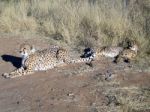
(129, 44, 138, 53)
(56, 48, 67, 60)
(128, 40, 139, 53)
(19, 43, 35, 59)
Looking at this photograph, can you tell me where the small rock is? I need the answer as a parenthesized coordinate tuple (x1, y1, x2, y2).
(67, 93, 75, 97)
(17, 101, 20, 104)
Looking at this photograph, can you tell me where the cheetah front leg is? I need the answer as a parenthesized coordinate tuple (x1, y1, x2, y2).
(2, 67, 34, 78)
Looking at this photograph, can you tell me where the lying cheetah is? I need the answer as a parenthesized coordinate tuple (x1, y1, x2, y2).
(94, 46, 124, 58)
(2, 44, 94, 78)
(114, 43, 139, 63)
(80, 46, 123, 66)
(86, 41, 138, 64)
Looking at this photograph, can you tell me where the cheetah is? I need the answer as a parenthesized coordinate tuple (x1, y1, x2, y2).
(82, 46, 124, 61)
(114, 43, 139, 63)
(94, 46, 124, 58)
(84, 40, 138, 64)
(80, 46, 123, 67)
(2, 44, 94, 78)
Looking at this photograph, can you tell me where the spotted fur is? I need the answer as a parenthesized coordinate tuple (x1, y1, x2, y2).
(94, 46, 124, 59)
(114, 43, 139, 63)
(2, 44, 93, 78)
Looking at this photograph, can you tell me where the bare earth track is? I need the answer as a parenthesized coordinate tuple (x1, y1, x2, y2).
(0, 37, 150, 112)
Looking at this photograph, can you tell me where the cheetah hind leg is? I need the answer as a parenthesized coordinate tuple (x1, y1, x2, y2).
(2, 67, 34, 78)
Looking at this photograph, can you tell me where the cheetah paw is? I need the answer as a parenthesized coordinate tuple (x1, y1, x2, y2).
(2, 73, 11, 79)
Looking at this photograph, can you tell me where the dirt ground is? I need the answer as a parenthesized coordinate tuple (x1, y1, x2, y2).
(0, 37, 150, 112)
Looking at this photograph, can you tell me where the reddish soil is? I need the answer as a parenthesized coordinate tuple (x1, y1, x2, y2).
(0, 37, 150, 112)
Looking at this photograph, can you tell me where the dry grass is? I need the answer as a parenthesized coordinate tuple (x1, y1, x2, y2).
(102, 83, 150, 112)
(0, 0, 150, 60)
(117, 87, 150, 112)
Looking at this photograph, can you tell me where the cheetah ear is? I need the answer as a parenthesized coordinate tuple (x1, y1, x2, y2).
(31, 45, 36, 53)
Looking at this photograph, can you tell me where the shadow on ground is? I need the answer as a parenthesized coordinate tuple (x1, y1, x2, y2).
(1, 55, 22, 68)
